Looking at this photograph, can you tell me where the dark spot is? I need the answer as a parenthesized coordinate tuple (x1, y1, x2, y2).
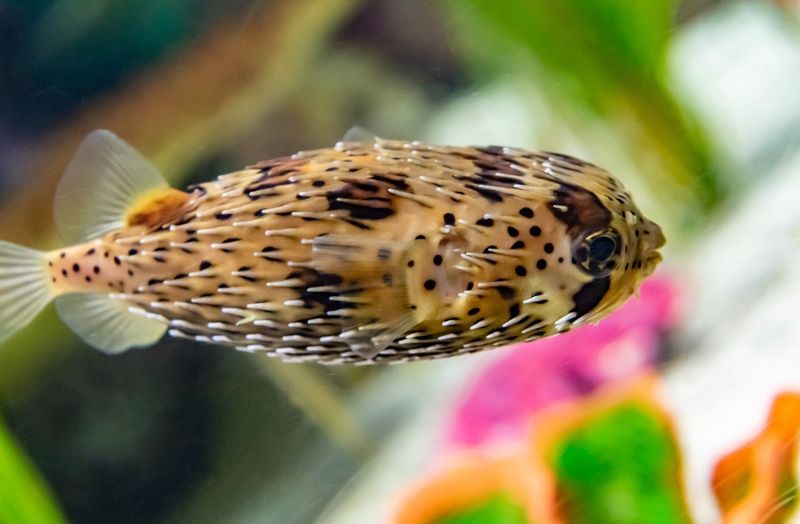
(85, 276, 91, 283)
(407, 260, 415, 268)
(378, 247, 391, 260)
(154, 247, 167, 252)
(424, 279, 436, 290)
(200, 261, 212, 270)
(468, 307, 480, 316)
(326, 187, 395, 220)
(559, 257, 564, 263)
(86, 248, 96, 255)
(466, 183, 503, 202)
(466, 282, 474, 290)
(60, 252, 65, 259)
(509, 303, 520, 318)
(51, 277, 56, 283)
(61, 269, 68, 277)
(529, 226, 541, 237)
(48, 261, 53, 267)
(511, 240, 525, 250)
(221, 238, 240, 244)
(536, 259, 547, 270)
(415, 234, 427, 240)
(153, 256, 167, 263)
(72, 263, 80, 273)
(507, 226, 519, 237)
(571, 277, 611, 318)
(127, 270, 134, 277)
(476, 217, 494, 227)
(433, 255, 443, 266)
(312, 179, 326, 187)
(371, 173, 410, 191)
(174, 273, 187, 280)
(128, 249, 138, 256)
(519, 207, 534, 218)
(148, 279, 162, 286)
(443, 213, 455, 226)
(410, 305, 417, 310)
(93, 266, 100, 274)
(382, 273, 392, 285)
(544, 243, 554, 254)
(495, 285, 516, 300)
(216, 212, 232, 220)
(515, 265, 527, 276)
(104, 251, 109, 258)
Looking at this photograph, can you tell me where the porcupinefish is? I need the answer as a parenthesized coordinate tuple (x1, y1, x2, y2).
(0, 130, 664, 363)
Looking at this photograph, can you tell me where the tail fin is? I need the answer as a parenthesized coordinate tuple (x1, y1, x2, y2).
(0, 241, 52, 345)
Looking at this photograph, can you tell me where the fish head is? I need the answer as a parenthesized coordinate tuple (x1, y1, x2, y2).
(538, 161, 665, 325)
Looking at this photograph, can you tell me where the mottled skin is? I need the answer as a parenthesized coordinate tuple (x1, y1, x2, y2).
(45, 139, 664, 363)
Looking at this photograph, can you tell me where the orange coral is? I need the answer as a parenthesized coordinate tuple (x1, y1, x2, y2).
(712, 392, 800, 524)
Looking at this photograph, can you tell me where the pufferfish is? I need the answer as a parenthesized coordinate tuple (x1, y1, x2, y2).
(0, 130, 664, 363)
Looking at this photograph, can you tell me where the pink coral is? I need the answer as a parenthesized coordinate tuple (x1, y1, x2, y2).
(445, 273, 679, 448)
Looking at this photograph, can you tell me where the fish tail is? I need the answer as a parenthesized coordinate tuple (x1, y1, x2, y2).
(0, 240, 52, 345)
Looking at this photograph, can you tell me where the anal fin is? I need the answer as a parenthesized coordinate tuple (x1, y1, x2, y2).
(55, 294, 167, 354)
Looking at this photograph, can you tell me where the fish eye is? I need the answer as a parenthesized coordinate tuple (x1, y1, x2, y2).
(575, 229, 620, 275)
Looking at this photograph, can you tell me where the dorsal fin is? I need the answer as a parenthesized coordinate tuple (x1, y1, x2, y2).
(340, 126, 378, 144)
(54, 129, 169, 244)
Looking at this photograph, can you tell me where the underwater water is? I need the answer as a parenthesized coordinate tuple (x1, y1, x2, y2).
(2, 0, 800, 523)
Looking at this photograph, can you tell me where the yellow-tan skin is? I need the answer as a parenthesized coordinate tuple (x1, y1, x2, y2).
(44, 140, 664, 363)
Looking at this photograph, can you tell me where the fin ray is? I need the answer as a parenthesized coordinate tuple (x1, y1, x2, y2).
(0, 241, 52, 346)
(55, 293, 167, 354)
(54, 129, 168, 244)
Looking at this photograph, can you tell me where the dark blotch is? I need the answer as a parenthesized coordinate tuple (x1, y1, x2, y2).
(433, 255, 443, 266)
(424, 279, 436, 291)
(530, 226, 542, 237)
(476, 217, 494, 227)
(571, 277, 611, 318)
(200, 261, 212, 270)
(544, 243, 554, 254)
(515, 265, 527, 277)
(536, 259, 547, 270)
(519, 207, 534, 218)
(507, 226, 519, 237)
(443, 213, 455, 226)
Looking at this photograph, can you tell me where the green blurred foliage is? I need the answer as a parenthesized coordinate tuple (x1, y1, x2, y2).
(0, 416, 67, 524)
(442, 0, 724, 229)
(550, 404, 691, 524)
(435, 492, 527, 524)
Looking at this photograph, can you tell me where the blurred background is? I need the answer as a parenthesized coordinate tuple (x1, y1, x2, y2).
(2, 0, 800, 522)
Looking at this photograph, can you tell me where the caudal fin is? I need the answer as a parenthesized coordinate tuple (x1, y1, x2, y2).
(0, 241, 52, 345)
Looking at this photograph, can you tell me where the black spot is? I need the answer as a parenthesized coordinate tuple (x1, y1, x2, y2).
(466, 183, 503, 202)
(86, 248, 96, 255)
(433, 255, 443, 266)
(468, 307, 480, 316)
(378, 247, 391, 260)
(221, 238, 240, 244)
(199, 261, 212, 270)
(530, 226, 542, 237)
(476, 217, 494, 227)
(515, 265, 527, 277)
(495, 285, 515, 300)
(104, 251, 109, 258)
(415, 234, 427, 240)
(407, 260, 415, 268)
(153, 256, 167, 263)
(544, 243, 554, 254)
(174, 273, 187, 280)
(443, 213, 456, 226)
(536, 259, 547, 270)
(154, 247, 167, 252)
(60, 252, 66, 258)
(72, 264, 80, 273)
(519, 207, 534, 218)
(312, 179, 326, 187)
(128, 249, 138, 256)
(61, 269, 67, 277)
(85, 276, 91, 283)
(215, 212, 232, 220)
(466, 282, 474, 290)
(507, 226, 519, 237)
(93, 266, 100, 274)
(148, 279, 162, 286)
(371, 173, 409, 191)
(509, 303, 520, 318)
(571, 277, 611, 318)
(127, 270, 134, 277)
(511, 240, 525, 250)
(424, 279, 436, 290)
(410, 305, 417, 310)
(559, 257, 565, 263)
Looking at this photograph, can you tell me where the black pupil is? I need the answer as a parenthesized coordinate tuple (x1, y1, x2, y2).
(589, 235, 615, 261)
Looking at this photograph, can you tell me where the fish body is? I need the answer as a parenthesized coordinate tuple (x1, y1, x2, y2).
(0, 131, 664, 363)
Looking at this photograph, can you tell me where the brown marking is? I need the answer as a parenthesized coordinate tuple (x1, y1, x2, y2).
(126, 188, 194, 230)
